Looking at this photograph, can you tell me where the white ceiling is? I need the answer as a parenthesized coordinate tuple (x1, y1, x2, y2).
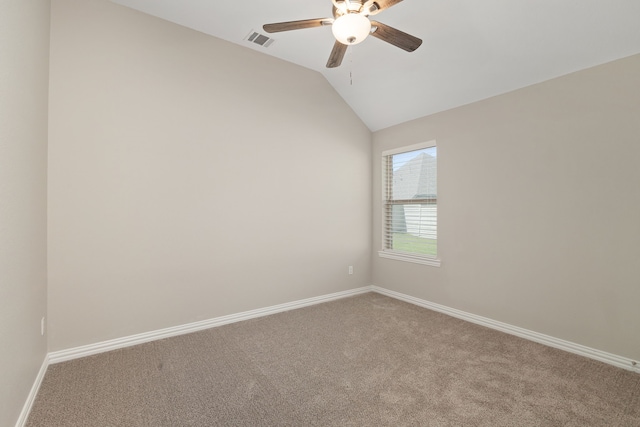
(111, 0, 640, 131)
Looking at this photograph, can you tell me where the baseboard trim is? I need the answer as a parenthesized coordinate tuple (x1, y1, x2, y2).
(18, 284, 638, 425)
(15, 354, 49, 427)
(372, 286, 639, 374)
(43, 283, 640, 368)
(48, 286, 373, 364)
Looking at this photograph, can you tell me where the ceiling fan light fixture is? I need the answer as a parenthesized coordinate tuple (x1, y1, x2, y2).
(263, 0, 421, 69)
(332, 13, 371, 45)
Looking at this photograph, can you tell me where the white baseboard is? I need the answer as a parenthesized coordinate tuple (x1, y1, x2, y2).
(19, 284, 638, 425)
(15, 354, 49, 427)
(48, 286, 373, 364)
(48, 284, 639, 373)
(372, 286, 639, 374)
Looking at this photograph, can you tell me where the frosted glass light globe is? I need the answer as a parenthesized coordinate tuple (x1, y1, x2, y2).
(332, 13, 371, 45)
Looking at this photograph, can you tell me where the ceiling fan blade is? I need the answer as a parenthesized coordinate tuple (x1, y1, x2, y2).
(370, 21, 422, 52)
(364, 0, 403, 15)
(263, 18, 330, 33)
(327, 41, 348, 68)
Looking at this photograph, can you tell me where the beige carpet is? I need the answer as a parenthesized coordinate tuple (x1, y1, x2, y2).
(27, 293, 640, 426)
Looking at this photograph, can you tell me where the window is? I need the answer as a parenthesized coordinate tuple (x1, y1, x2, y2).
(379, 142, 440, 266)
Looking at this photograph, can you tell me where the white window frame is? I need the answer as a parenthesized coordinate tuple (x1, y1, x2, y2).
(379, 141, 441, 267)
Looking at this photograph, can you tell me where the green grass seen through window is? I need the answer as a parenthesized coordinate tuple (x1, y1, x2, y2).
(392, 233, 437, 256)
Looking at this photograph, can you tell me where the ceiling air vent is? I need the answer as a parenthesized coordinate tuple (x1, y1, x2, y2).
(245, 30, 275, 48)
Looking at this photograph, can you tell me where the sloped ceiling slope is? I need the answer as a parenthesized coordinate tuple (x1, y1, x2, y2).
(111, 0, 640, 131)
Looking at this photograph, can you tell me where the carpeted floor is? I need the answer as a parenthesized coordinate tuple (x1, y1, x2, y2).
(27, 293, 640, 426)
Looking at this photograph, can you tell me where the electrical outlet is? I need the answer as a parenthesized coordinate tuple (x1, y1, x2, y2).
(41, 317, 45, 336)
(348, 266, 353, 275)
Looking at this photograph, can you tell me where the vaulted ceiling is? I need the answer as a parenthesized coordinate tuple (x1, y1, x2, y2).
(111, 0, 640, 131)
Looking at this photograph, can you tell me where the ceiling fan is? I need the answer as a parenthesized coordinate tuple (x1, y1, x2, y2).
(263, 0, 422, 68)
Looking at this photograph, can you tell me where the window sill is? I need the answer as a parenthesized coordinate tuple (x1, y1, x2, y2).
(378, 250, 441, 267)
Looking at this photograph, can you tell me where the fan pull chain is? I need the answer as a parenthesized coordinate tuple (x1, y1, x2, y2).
(349, 47, 354, 86)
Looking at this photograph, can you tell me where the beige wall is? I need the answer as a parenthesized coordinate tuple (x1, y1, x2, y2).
(13, 0, 637, 384)
(372, 55, 640, 361)
(47, 0, 372, 351)
(0, 0, 50, 425)
(2, 0, 636, 421)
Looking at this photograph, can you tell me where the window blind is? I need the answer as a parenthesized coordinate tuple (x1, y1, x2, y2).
(382, 143, 437, 258)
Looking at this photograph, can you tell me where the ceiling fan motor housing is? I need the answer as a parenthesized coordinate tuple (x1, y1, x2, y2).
(332, 0, 377, 17)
